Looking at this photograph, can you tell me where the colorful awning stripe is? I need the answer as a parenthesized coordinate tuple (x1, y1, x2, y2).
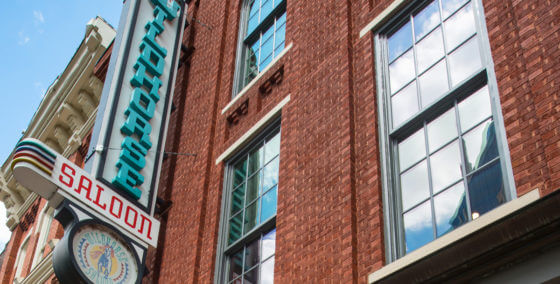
(11, 140, 56, 176)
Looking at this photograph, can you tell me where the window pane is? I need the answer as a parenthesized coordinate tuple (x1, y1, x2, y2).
(463, 120, 498, 173)
(389, 49, 415, 94)
(262, 229, 276, 260)
(265, 133, 280, 162)
(274, 41, 285, 57)
(229, 249, 244, 281)
(248, 14, 260, 35)
(467, 161, 505, 216)
(263, 158, 279, 192)
(277, 12, 286, 27)
(413, 0, 440, 40)
(398, 128, 426, 170)
(444, 2, 475, 51)
(434, 182, 467, 237)
(391, 81, 419, 127)
(261, 186, 277, 222)
(388, 21, 412, 63)
(458, 86, 491, 131)
(231, 183, 246, 215)
(247, 171, 261, 203)
(260, 257, 275, 284)
(259, 54, 273, 71)
(404, 200, 434, 253)
(244, 266, 259, 284)
(274, 23, 286, 54)
(229, 213, 243, 244)
(442, 0, 469, 19)
(400, 160, 430, 211)
(249, 147, 263, 174)
(233, 159, 248, 188)
(430, 141, 462, 194)
(245, 240, 260, 270)
(244, 201, 260, 234)
(229, 277, 242, 284)
(416, 27, 444, 74)
(249, 0, 259, 17)
(261, 0, 273, 19)
(262, 25, 274, 44)
(245, 40, 260, 85)
(449, 37, 481, 86)
(419, 59, 449, 107)
(427, 108, 458, 152)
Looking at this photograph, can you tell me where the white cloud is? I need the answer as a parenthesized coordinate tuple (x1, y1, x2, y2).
(18, 31, 30, 45)
(33, 10, 45, 23)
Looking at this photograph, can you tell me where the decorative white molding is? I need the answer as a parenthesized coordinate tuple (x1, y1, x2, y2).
(0, 17, 115, 230)
(222, 43, 293, 115)
(20, 251, 54, 284)
(216, 94, 291, 164)
(359, 0, 411, 38)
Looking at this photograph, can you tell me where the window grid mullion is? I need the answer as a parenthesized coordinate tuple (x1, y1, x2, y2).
(409, 14, 423, 113)
(437, 0, 453, 93)
(454, 101, 474, 223)
(422, 122, 438, 240)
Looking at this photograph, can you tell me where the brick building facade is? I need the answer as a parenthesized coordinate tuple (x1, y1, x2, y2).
(140, 0, 560, 282)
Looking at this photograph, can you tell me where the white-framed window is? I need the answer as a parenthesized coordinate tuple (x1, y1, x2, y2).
(14, 233, 30, 282)
(233, 0, 286, 95)
(374, 0, 515, 261)
(217, 120, 280, 283)
(30, 207, 54, 269)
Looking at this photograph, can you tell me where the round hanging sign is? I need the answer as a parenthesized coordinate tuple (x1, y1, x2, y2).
(53, 219, 141, 284)
(72, 223, 139, 283)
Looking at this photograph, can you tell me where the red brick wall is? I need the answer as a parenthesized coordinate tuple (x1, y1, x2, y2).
(144, 0, 560, 283)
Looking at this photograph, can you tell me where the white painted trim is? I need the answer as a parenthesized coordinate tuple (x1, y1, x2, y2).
(222, 43, 293, 115)
(216, 95, 291, 165)
(21, 251, 54, 284)
(368, 189, 541, 284)
(359, 0, 411, 38)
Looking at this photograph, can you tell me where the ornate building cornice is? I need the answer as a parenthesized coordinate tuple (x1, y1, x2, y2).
(0, 17, 115, 231)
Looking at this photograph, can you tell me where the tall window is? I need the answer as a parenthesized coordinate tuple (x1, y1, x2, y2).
(31, 207, 53, 269)
(234, 0, 286, 94)
(219, 123, 280, 283)
(14, 235, 30, 281)
(375, 0, 513, 260)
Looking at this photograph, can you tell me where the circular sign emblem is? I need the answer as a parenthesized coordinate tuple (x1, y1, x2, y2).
(72, 223, 139, 283)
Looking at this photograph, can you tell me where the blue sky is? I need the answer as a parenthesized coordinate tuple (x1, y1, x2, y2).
(0, 0, 123, 250)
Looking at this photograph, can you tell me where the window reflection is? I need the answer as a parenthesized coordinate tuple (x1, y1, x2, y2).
(413, 0, 440, 40)
(401, 160, 430, 211)
(388, 22, 413, 62)
(444, 3, 476, 51)
(391, 81, 419, 127)
(463, 120, 498, 173)
(434, 182, 466, 236)
(404, 201, 434, 253)
(458, 86, 492, 131)
(430, 141, 462, 194)
(442, 0, 469, 19)
(449, 37, 481, 86)
(389, 49, 415, 94)
(468, 161, 505, 215)
(419, 60, 449, 107)
(416, 27, 444, 73)
(427, 108, 458, 153)
(398, 129, 426, 170)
